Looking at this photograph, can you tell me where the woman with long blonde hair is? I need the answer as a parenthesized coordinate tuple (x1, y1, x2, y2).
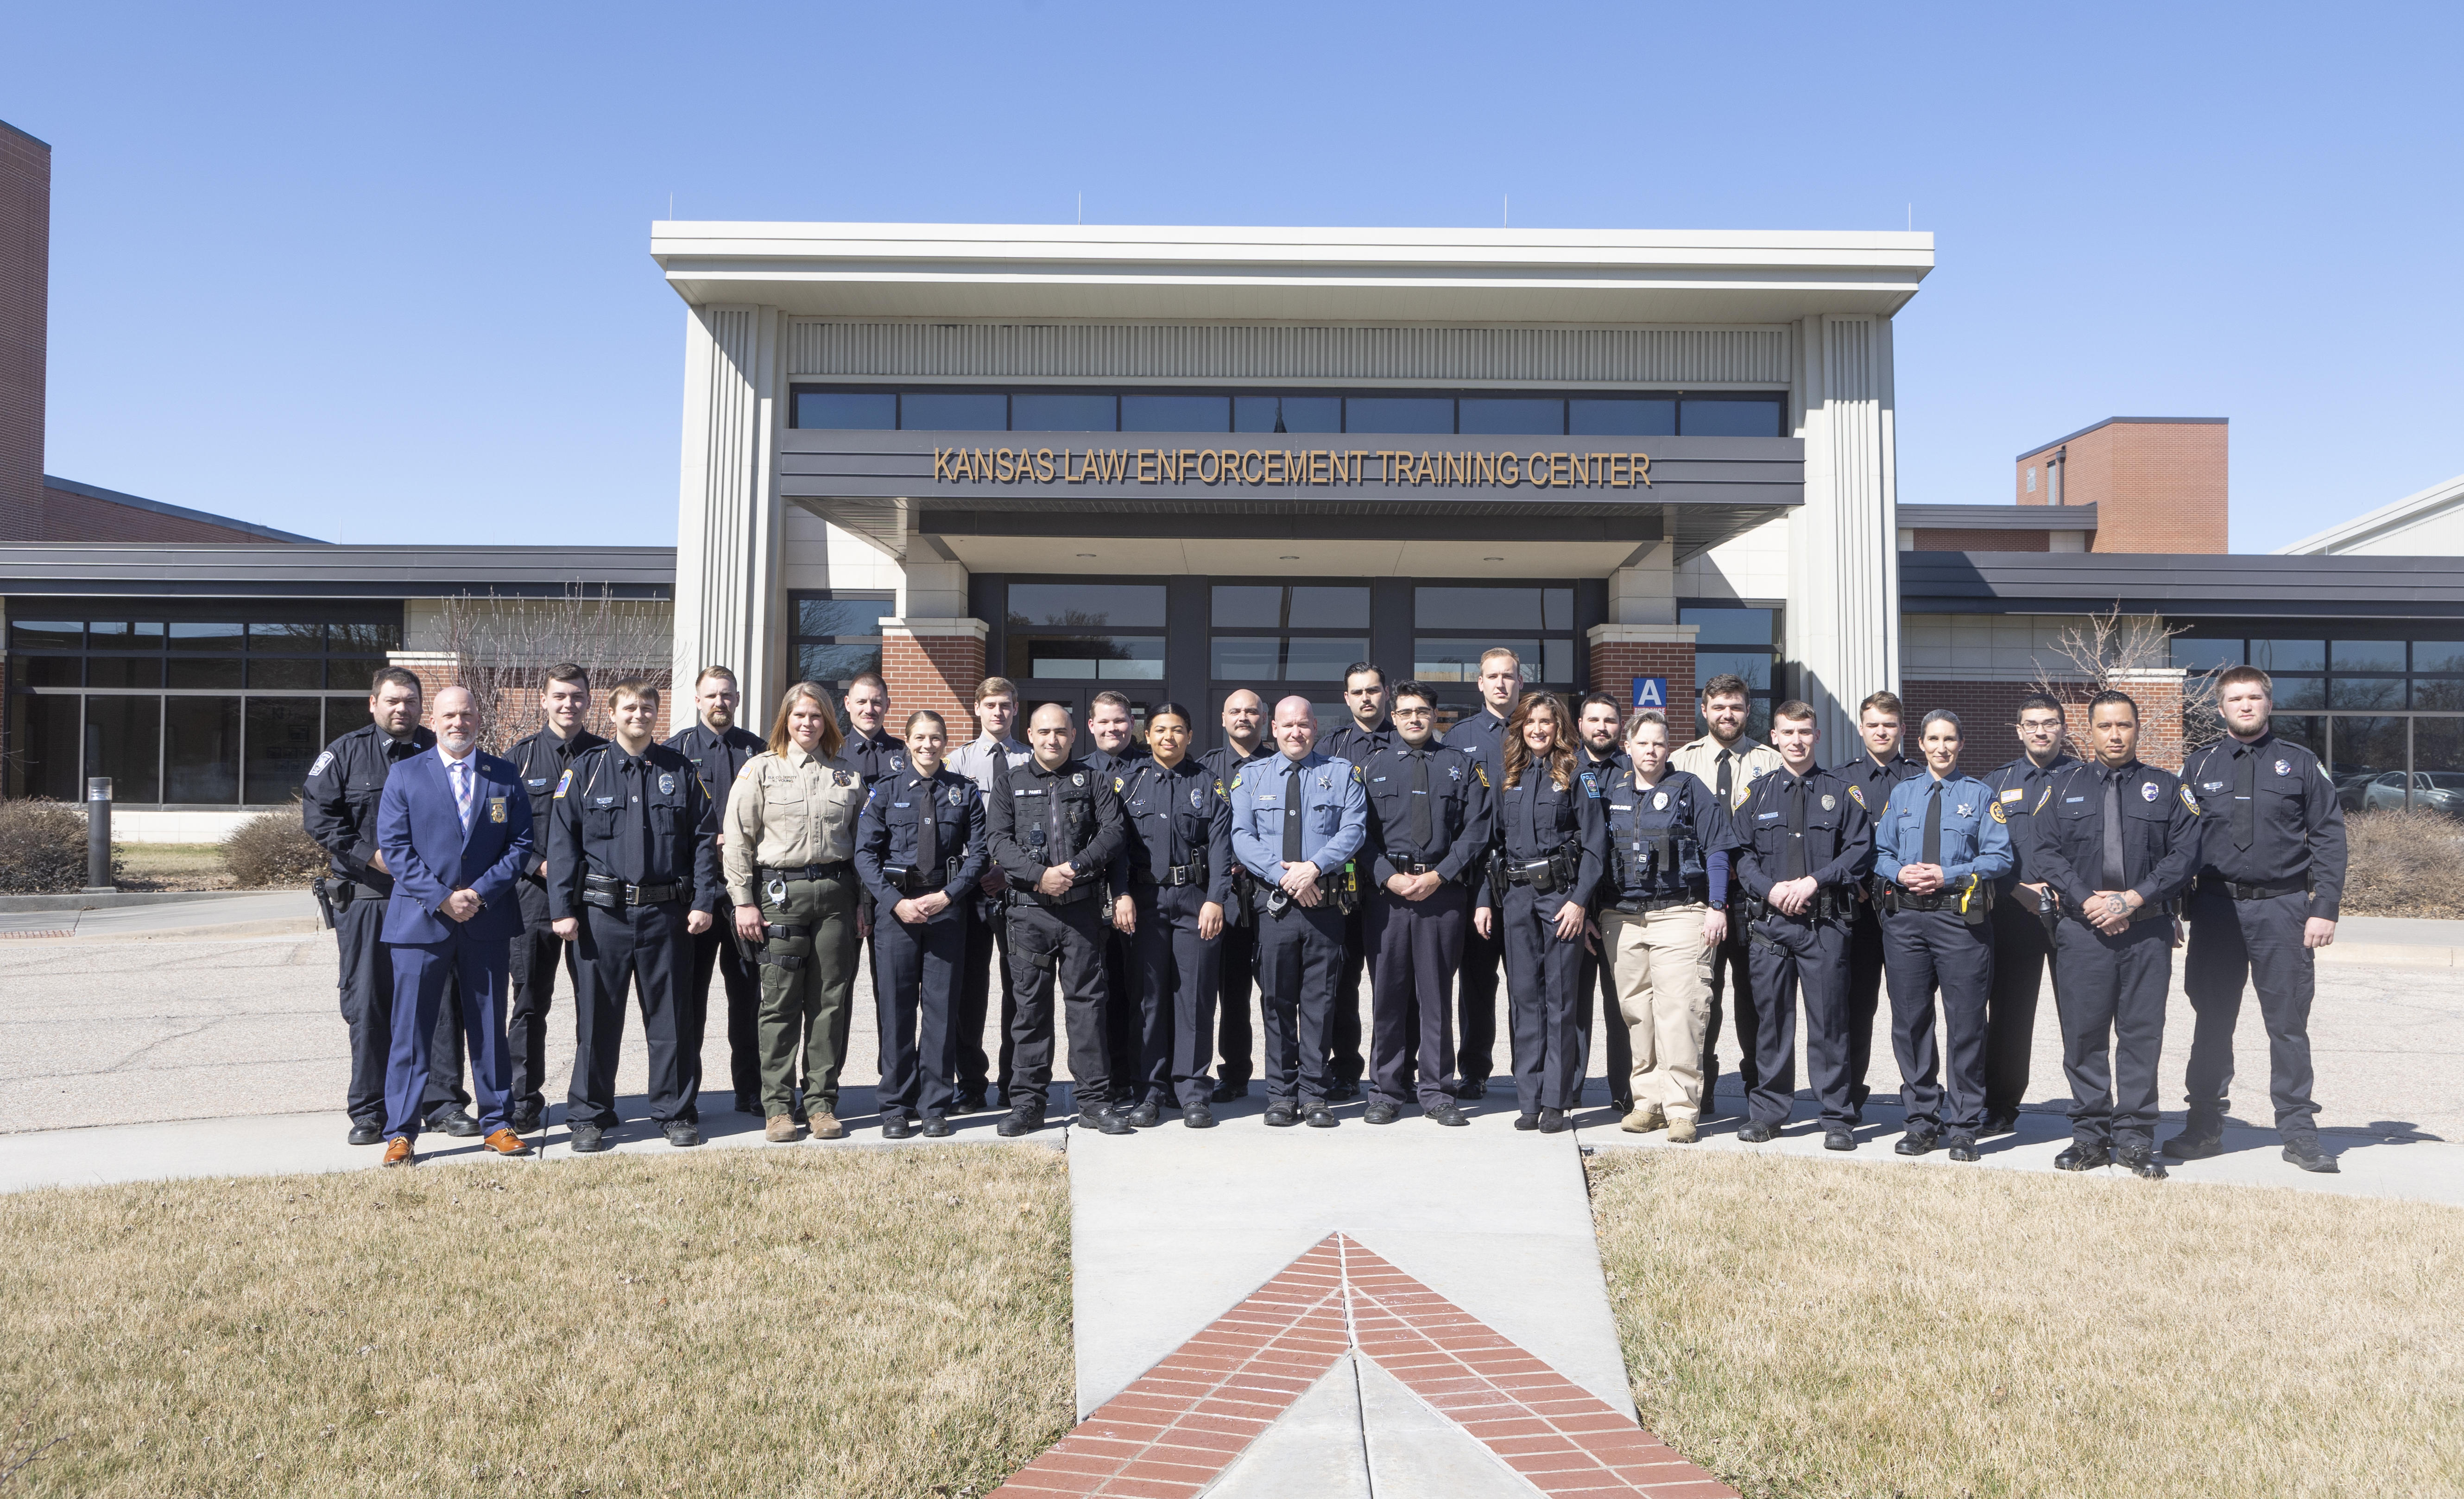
(1474, 691, 1609, 1132)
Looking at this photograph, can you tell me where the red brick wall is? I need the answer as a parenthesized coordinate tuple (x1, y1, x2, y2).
(1587, 639, 1697, 740)
(1913, 527, 2052, 552)
(0, 122, 48, 543)
(2014, 419, 2227, 555)
(394, 657, 675, 748)
(1902, 677, 2187, 770)
(882, 626, 986, 740)
(35, 484, 277, 544)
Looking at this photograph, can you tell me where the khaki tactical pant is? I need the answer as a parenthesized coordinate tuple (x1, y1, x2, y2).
(1601, 904, 1715, 1120)
(756, 869, 859, 1116)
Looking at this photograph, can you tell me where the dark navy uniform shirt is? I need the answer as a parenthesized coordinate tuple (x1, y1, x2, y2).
(1982, 751, 2080, 889)
(1729, 763, 1876, 904)
(546, 742, 724, 919)
(1358, 740, 1492, 888)
(1109, 756, 1237, 904)
(301, 720, 437, 890)
(2179, 731, 2348, 918)
(1602, 767, 1733, 904)
(1839, 749, 1926, 828)
(506, 725, 607, 879)
(854, 766, 987, 913)
(663, 721, 767, 829)
(986, 756, 1131, 901)
(2021, 757, 2201, 913)
(1200, 740, 1273, 794)
(841, 727, 910, 786)
(1321, 717, 1396, 770)
(1480, 758, 1610, 911)
(1444, 707, 1512, 785)
(1084, 742, 1149, 781)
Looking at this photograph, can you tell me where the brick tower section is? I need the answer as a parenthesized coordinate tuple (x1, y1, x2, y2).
(1585, 626, 1698, 740)
(880, 619, 987, 737)
(1, 120, 50, 542)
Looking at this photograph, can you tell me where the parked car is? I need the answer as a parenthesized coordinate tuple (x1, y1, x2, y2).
(2351, 771, 2464, 816)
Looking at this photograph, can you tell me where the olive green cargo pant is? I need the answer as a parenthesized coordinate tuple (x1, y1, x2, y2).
(756, 869, 859, 1117)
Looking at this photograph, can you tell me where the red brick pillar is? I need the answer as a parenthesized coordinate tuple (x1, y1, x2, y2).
(880, 618, 987, 736)
(1585, 625, 1698, 739)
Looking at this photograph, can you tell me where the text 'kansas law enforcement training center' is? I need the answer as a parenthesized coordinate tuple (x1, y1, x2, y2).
(11, 207, 2464, 832)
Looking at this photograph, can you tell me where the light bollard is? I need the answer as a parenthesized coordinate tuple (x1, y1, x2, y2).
(84, 776, 115, 892)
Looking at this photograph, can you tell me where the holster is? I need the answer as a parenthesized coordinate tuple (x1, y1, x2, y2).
(310, 878, 336, 930)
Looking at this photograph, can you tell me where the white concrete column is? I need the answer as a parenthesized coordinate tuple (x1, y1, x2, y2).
(1606, 540, 1678, 626)
(672, 303, 786, 711)
(1787, 314, 1901, 746)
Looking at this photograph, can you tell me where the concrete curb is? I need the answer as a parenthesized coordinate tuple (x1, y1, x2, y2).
(0, 888, 296, 914)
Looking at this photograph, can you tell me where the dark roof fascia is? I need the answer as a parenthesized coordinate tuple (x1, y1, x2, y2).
(1899, 503, 2097, 530)
(1898, 551, 2464, 619)
(43, 476, 329, 544)
(0, 544, 675, 600)
(2015, 417, 2229, 462)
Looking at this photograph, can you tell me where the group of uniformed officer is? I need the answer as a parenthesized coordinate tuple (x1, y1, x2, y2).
(306, 650, 2346, 1173)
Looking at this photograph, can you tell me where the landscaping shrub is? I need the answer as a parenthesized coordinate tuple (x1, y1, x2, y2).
(0, 799, 102, 893)
(2340, 808, 2464, 918)
(222, 807, 328, 888)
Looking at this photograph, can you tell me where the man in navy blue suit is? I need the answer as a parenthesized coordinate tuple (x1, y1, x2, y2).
(375, 685, 537, 1165)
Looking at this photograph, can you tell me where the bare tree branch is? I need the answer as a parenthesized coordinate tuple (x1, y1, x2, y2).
(436, 587, 672, 754)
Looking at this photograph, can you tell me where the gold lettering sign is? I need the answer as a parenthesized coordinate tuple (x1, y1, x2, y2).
(929, 446, 1655, 490)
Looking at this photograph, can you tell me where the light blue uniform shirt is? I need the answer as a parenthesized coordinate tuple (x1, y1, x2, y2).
(1228, 749, 1368, 883)
(1873, 771, 2014, 886)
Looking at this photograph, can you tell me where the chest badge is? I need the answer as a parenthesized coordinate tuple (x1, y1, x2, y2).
(1821, 793, 1837, 811)
(1955, 803, 1972, 817)
(1190, 786, 1205, 811)
(948, 785, 965, 806)
(1653, 791, 1669, 810)
(2274, 759, 2291, 777)
(657, 772, 676, 796)
(2142, 781, 2160, 801)
(1073, 772, 1086, 787)
(488, 796, 506, 823)
(1447, 763, 1462, 781)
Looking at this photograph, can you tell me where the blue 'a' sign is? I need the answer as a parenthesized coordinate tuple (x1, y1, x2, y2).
(1631, 677, 1668, 709)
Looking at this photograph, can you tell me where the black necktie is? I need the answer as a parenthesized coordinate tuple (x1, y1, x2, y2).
(1284, 763, 1306, 861)
(1921, 780, 1942, 866)
(1162, 769, 1186, 871)
(2102, 770, 2127, 888)
(1408, 750, 1432, 851)
(1785, 776, 1807, 879)
(1716, 749, 1733, 805)
(914, 777, 938, 877)
(625, 758, 648, 881)
(2233, 745, 2256, 851)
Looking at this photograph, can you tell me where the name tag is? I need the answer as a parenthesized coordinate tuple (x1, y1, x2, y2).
(2065, 796, 2084, 803)
(2000, 788, 2023, 802)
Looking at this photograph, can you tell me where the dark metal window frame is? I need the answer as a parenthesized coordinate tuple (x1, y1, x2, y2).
(999, 575, 1171, 689)
(785, 589, 897, 694)
(1204, 578, 1377, 694)
(2168, 625, 2464, 810)
(790, 383, 1791, 438)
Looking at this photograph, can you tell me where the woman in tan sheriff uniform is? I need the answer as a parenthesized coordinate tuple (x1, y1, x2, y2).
(725, 681, 868, 1141)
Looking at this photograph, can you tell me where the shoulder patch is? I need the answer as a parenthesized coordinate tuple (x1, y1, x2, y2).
(308, 750, 334, 778)
(1352, 764, 1365, 783)
(1214, 778, 1227, 799)
(1989, 798, 2008, 824)
(1476, 765, 1491, 788)
(2180, 783, 2202, 816)
(1846, 784, 1867, 810)
(1113, 776, 1125, 793)
(1579, 769, 1601, 798)
(1229, 774, 1243, 791)
(552, 767, 574, 799)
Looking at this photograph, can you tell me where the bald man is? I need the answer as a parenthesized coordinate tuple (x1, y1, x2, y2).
(1200, 689, 1275, 1099)
(1227, 697, 1368, 1127)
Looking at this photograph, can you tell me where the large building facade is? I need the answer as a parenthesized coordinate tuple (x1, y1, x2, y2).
(655, 224, 1933, 746)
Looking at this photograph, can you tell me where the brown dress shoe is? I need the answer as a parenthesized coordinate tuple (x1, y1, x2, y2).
(482, 1128, 531, 1156)
(382, 1136, 415, 1167)
(808, 1109, 845, 1140)
(764, 1114, 801, 1143)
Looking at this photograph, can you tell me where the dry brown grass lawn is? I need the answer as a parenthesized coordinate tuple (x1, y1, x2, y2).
(1592, 1151, 2464, 1499)
(0, 1147, 1072, 1497)
(112, 842, 236, 892)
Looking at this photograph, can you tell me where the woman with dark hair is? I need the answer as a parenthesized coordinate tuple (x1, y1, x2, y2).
(856, 708, 987, 1138)
(722, 681, 865, 1141)
(1475, 691, 1609, 1132)
(1107, 702, 1237, 1128)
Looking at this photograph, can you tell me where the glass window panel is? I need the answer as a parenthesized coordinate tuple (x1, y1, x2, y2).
(2413, 718, 2464, 776)
(1010, 392, 1118, 432)
(246, 621, 323, 651)
(328, 659, 390, 694)
(328, 620, 403, 653)
(1287, 587, 1370, 629)
(2272, 677, 2326, 710)
(1240, 395, 1339, 434)
(2269, 715, 2326, 768)
(1681, 607, 1776, 647)
(1542, 638, 1574, 684)
(87, 621, 136, 643)
(243, 697, 325, 804)
(1457, 398, 1564, 436)
(1211, 636, 1283, 679)
(1345, 397, 1454, 434)
(1006, 582, 1166, 628)
(2332, 640, 2406, 671)
(2412, 641, 2464, 674)
(899, 392, 1008, 430)
(1282, 638, 1371, 682)
(2329, 716, 2405, 783)
(10, 620, 83, 649)
(794, 643, 880, 688)
(2170, 638, 2243, 672)
(795, 597, 891, 638)
(1415, 638, 1540, 683)
(1543, 588, 1572, 631)
(1677, 397, 1786, 437)
(166, 658, 243, 689)
(10, 693, 83, 799)
(1569, 398, 1676, 437)
(2329, 677, 2404, 709)
(1212, 585, 1285, 627)
(1415, 586, 1546, 631)
(17, 656, 81, 687)
(164, 696, 240, 803)
(1694, 651, 1773, 693)
(1008, 636, 1166, 680)
(248, 658, 322, 689)
(2251, 639, 2325, 673)
(2413, 679, 2464, 710)
(1121, 394, 1229, 432)
(167, 621, 243, 651)
(85, 694, 160, 803)
(795, 391, 897, 430)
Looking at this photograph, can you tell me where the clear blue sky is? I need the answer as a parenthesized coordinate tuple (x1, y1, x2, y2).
(8, 2, 2458, 550)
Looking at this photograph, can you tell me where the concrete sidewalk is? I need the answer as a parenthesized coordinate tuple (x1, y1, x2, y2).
(0, 890, 317, 940)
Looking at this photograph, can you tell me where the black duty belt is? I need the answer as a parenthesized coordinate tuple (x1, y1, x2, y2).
(759, 861, 852, 883)
(881, 861, 960, 895)
(581, 874, 686, 911)
(2198, 873, 2308, 901)
(322, 875, 390, 904)
(1612, 893, 1697, 914)
(1154, 859, 1207, 888)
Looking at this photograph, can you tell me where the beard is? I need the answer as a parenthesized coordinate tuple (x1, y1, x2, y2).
(704, 703, 734, 729)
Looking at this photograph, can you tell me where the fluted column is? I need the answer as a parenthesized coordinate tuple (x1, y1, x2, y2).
(672, 304, 785, 713)
(1787, 314, 1901, 746)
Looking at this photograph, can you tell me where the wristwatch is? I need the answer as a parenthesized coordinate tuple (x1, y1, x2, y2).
(1709, 900, 1728, 911)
